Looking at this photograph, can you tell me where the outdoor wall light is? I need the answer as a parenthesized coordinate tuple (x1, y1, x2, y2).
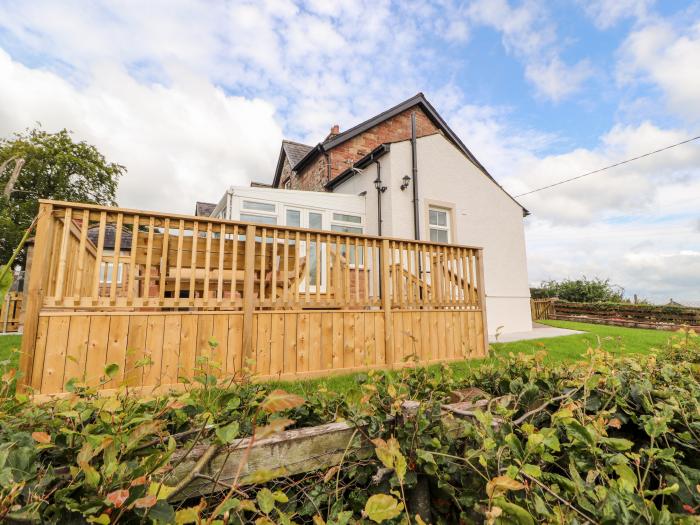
(400, 175, 411, 191)
(373, 177, 387, 193)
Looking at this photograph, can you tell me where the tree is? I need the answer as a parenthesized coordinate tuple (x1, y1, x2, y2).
(0, 128, 125, 266)
(531, 276, 624, 303)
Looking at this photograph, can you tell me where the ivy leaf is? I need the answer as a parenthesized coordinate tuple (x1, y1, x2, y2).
(486, 475, 525, 499)
(601, 437, 634, 451)
(613, 464, 637, 493)
(372, 437, 407, 483)
(364, 494, 404, 523)
(261, 390, 305, 413)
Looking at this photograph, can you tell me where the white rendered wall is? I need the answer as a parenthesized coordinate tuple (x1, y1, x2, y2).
(335, 134, 532, 335)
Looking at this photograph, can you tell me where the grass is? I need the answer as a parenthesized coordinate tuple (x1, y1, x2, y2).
(0, 320, 680, 396)
(0, 334, 22, 364)
(278, 320, 679, 396)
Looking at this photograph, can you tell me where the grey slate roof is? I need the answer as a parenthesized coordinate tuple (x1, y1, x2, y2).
(195, 201, 217, 217)
(87, 224, 132, 251)
(282, 140, 313, 168)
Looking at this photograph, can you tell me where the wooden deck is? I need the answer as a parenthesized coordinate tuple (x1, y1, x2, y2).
(19, 200, 489, 395)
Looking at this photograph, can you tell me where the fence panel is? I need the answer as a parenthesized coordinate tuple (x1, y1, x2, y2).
(1, 292, 22, 333)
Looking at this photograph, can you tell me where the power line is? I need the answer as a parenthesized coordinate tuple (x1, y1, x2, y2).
(515, 135, 700, 198)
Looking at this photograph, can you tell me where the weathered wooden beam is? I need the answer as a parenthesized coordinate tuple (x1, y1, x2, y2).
(166, 397, 491, 501)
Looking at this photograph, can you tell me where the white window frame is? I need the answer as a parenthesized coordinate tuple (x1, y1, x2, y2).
(239, 199, 278, 225)
(427, 205, 452, 244)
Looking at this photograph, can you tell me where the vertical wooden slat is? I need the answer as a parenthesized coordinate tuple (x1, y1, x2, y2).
(161, 315, 182, 385)
(203, 222, 213, 303)
(304, 232, 311, 304)
(127, 215, 140, 304)
(230, 225, 239, 303)
(260, 228, 267, 304)
(407, 243, 414, 306)
(85, 316, 110, 387)
(143, 216, 155, 303)
(188, 221, 199, 302)
(363, 239, 370, 304)
(315, 233, 321, 303)
(174, 219, 184, 304)
(271, 229, 278, 306)
(53, 208, 73, 302)
(242, 225, 257, 361)
(217, 224, 226, 303)
(90, 211, 107, 302)
(381, 239, 393, 367)
(283, 231, 289, 306)
(476, 248, 489, 351)
(38, 316, 70, 394)
(283, 313, 297, 375)
(158, 218, 170, 304)
(325, 235, 332, 306)
(270, 313, 284, 375)
(73, 209, 90, 299)
(309, 312, 321, 371)
(353, 237, 360, 305)
(334, 235, 342, 305)
(294, 232, 301, 305)
(372, 240, 379, 305)
(109, 213, 124, 303)
(321, 313, 333, 369)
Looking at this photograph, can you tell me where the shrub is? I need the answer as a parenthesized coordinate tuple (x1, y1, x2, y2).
(532, 276, 625, 303)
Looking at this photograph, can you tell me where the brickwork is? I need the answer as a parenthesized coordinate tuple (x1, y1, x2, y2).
(287, 104, 439, 192)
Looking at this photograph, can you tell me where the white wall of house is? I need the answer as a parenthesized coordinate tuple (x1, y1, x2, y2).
(333, 133, 533, 335)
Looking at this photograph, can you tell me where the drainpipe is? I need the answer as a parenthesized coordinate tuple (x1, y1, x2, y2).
(411, 112, 420, 240)
(374, 160, 384, 236)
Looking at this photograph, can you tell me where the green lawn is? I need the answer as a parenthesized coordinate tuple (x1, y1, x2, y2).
(0, 334, 22, 364)
(0, 320, 680, 396)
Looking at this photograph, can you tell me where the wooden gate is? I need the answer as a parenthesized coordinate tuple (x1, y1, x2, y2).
(530, 298, 555, 321)
(1, 292, 22, 333)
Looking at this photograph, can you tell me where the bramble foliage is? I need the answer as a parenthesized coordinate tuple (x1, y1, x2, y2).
(0, 332, 700, 523)
(531, 277, 625, 303)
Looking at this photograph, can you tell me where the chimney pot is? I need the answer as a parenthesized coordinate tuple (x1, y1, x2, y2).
(331, 124, 340, 135)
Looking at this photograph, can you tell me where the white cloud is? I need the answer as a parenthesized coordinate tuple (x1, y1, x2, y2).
(0, 49, 282, 213)
(618, 20, 700, 120)
(464, 0, 593, 101)
(581, 0, 655, 29)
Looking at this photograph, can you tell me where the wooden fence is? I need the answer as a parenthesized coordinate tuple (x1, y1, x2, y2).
(1, 292, 22, 333)
(530, 298, 555, 321)
(550, 301, 700, 329)
(19, 200, 488, 395)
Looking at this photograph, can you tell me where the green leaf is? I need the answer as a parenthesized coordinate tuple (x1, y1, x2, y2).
(215, 421, 240, 444)
(104, 363, 119, 379)
(564, 421, 595, 446)
(364, 494, 404, 523)
(612, 463, 637, 493)
(493, 497, 535, 525)
(600, 437, 634, 451)
(257, 488, 275, 515)
(486, 475, 525, 499)
(522, 464, 542, 478)
(149, 500, 176, 524)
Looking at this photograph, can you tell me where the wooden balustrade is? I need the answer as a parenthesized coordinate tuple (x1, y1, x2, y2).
(38, 200, 483, 312)
(19, 200, 489, 396)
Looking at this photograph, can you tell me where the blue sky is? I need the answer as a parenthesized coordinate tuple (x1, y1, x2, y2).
(1, 0, 699, 303)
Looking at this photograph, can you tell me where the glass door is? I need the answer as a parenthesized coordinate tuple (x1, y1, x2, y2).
(284, 208, 326, 293)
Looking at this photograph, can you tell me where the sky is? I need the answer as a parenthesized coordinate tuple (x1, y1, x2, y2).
(1, 0, 699, 304)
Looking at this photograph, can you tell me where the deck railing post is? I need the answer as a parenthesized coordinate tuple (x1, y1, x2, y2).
(380, 239, 394, 366)
(242, 224, 257, 363)
(476, 248, 489, 354)
(18, 202, 55, 391)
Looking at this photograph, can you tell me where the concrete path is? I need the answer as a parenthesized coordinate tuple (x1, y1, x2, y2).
(489, 322, 584, 344)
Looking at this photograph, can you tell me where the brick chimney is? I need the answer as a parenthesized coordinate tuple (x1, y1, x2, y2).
(327, 124, 340, 140)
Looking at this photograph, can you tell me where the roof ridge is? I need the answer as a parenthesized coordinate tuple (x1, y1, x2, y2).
(282, 139, 313, 147)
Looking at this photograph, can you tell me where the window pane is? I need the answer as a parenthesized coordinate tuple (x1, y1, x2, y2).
(331, 224, 362, 234)
(286, 209, 301, 227)
(429, 209, 439, 226)
(309, 212, 323, 229)
(430, 228, 448, 243)
(332, 213, 362, 224)
(240, 213, 277, 225)
(242, 200, 276, 212)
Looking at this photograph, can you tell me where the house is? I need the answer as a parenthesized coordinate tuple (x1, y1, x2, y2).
(200, 93, 532, 335)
